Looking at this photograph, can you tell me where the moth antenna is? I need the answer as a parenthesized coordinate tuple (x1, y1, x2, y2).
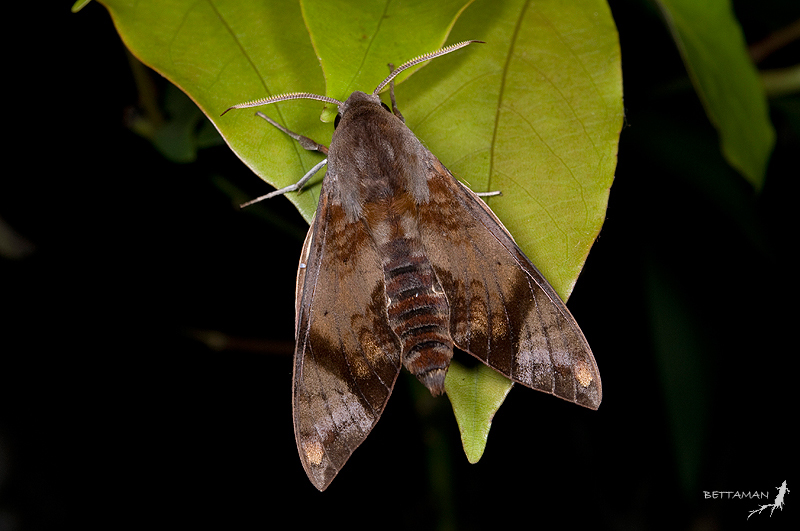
(372, 40, 484, 95)
(221, 92, 344, 116)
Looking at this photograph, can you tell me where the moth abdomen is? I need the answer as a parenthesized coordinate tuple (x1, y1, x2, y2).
(387, 294, 452, 394)
(373, 215, 453, 396)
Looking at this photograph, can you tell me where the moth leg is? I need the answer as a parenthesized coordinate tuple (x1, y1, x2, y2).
(386, 63, 405, 123)
(240, 111, 330, 208)
(240, 158, 328, 208)
(256, 111, 329, 155)
(461, 182, 502, 198)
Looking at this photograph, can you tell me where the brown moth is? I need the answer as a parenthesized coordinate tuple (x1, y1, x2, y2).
(224, 40, 601, 491)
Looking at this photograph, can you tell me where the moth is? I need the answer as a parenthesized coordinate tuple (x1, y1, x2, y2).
(224, 40, 601, 491)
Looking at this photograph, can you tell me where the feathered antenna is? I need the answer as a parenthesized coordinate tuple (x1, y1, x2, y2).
(221, 93, 343, 116)
(372, 40, 482, 95)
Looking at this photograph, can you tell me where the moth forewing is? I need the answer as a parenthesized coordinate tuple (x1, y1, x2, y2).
(291, 173, 405, 490)
(416, 159, 601, 409)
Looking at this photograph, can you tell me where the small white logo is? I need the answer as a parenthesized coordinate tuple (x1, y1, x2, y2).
(747, 480, 789, 520)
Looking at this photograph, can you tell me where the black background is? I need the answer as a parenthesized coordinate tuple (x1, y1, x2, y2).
(1, 1, 797, 530)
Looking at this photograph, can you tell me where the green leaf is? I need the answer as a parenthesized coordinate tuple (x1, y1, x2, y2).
(655, 0, 775, 188)
(92, 0, 621, 463)
(444, 361, 514, 463)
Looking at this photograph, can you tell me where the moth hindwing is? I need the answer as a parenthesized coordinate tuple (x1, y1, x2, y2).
(226, 41, 601, 491)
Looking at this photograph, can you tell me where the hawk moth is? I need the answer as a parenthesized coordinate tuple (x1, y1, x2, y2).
(224, 41, 601, 491)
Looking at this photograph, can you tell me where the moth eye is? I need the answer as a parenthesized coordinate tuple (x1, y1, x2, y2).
(380, 102, 391, 113)
(334, 114, 341, 129)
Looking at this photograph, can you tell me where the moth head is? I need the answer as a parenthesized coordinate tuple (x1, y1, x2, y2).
(332, 91, 387, 129)
(334, 96, 393, 129)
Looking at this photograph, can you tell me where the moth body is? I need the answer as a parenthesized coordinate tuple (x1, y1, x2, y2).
(329, 91, 454, 395)
(226, 41, 601, 491)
